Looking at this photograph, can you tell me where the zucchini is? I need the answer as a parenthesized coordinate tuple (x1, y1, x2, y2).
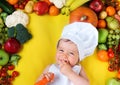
(0, 0, 15, 14)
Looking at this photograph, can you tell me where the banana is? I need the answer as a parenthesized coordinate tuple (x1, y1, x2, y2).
(70, 0, 90, 11)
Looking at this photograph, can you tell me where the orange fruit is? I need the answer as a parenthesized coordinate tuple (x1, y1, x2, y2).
(117, 73, 120, 79)
(97, 50, 109, 62)
(49, 5, 60, 16)
(106, 6, 116, 16)
(97, 19, 106, 28)
(7, 0, 18, 5)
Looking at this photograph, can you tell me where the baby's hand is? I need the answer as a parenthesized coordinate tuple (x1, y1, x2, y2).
(35, 72, 54, 85)
(42, 72, 54, 82)
(59, 61, 73, 76)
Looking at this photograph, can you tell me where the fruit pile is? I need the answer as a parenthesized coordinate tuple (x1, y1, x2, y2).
(94, 0, 120, 80)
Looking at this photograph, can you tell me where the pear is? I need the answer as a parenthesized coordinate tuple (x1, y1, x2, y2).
(106, 16, 119, 30)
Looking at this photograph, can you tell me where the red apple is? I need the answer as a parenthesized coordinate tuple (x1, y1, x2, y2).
(4, 38, 21, 54)
(89, 0, 104, 12)
(33, 1, 49, 15)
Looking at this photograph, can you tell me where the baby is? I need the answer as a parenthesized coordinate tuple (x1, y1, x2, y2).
(35, 22, 98, 85)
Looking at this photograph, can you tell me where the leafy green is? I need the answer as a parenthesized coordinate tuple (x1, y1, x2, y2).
(9, 54, 21, 66)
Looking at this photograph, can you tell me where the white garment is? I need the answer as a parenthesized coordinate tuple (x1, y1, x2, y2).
(48, 64, 81, 85)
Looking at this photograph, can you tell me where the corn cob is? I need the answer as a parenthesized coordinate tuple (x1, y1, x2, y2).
(61, 7, 66, 15)
(65, 7, 70, 16)
(65, 0, 74, 6)
(69, 0, 90, 11)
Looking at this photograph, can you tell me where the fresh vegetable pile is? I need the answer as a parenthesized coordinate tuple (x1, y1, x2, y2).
(0, 0, 32, 84)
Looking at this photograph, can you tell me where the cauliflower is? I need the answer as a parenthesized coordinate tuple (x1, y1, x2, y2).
(5, 10, 29, 28)
(49, 0, 66, 8)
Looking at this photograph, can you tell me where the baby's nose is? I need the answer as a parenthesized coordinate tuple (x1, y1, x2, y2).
(61, 54, 68, 63)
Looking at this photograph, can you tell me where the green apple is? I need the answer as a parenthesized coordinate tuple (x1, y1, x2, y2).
(106, 78, 120, 85)
(98, 29, 108, 43)
(0, 49, 9, 66)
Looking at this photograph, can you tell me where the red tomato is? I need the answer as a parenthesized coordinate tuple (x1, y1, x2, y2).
(108, 66, 114, 72)
(108, 48, 114, 58)
(12, 71, 19, 77)
(8, 65, 15, 70)
(108, 51, 114, 58)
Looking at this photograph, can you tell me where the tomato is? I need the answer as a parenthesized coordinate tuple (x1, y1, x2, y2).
(108, 51, 114, 58)
(108, 48, 114, 58)
(1, 72, 7, 77)
(12, 71, 19, 77)
(7, 65, 15, 70)
(108, 66, 114, 72)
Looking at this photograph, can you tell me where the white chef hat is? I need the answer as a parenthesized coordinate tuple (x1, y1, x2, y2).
(60, 22, 98, 61)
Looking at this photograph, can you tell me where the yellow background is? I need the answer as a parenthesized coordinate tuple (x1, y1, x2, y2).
(13, 13, 116, 85)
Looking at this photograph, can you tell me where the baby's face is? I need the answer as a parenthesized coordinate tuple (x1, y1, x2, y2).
(56, 39, 79, 67)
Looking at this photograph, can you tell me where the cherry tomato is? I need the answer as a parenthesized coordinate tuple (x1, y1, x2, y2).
(14, 4, 19, 9)
(12, 71, 19, 77)
(108, 51, 114, 58)
(1, 72, 7, 77)
(108, 48, 114, 58)
(7, 65, 15, 70)
(108, 66, 114, 72)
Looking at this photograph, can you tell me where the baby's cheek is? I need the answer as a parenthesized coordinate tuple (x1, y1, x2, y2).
(69, 57, 78, 66)
(55, 54, 60, 63)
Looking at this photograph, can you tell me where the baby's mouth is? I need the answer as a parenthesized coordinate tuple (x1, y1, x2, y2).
(59, 59, 70, 65)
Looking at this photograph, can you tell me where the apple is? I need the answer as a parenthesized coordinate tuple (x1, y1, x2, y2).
(89, 0, 104, 12)
(106, 78, 120, 85)
(0, 49, 9, 66)
(33, 1, 49, 15)
(4, 38, 21, 54)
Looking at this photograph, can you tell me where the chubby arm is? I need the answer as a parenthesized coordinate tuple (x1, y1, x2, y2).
(67, 67, 89, 85)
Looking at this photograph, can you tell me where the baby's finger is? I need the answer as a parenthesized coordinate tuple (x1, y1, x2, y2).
(44, 72, 51, 81)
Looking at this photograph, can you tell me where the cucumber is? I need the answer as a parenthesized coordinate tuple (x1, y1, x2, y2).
(0, 0, 15, 14)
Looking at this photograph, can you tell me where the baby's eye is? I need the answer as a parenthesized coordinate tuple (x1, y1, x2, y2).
(59, 49, 64, 52)
(69, 52, 74, 56)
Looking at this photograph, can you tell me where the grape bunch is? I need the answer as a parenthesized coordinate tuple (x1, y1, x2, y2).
(107, 29, 120, 48)
(0, 27, 8, 45)
(0, 12, 9, 45)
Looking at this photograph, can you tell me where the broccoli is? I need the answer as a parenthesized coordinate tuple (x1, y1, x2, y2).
(7, 24, 32, 44)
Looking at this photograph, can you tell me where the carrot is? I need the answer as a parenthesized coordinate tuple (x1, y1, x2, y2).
(97, 50, 109, 62)
(7, 0, 18, 5)
(35, 73, 54, 85)
(106, 6, 116, 16)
